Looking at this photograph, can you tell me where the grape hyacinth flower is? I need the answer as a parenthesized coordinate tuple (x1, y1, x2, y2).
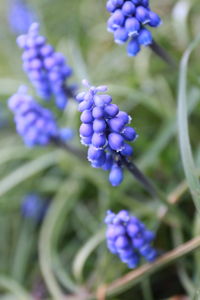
(77, 80, 138, 186)
(8, 0, 36, 35)
(106, 0, 162, 56)
(105, 210, 157, 268)
(21, 194, 49, 223)
(17, 23, 73, 109)
(8, 86, 72, 147)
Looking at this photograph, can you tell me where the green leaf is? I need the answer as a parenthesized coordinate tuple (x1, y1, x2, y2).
(139, 87, 199, 170)
(177, 34, 200, 213)
(72, 229, 105, 282)
(0, 150, 63, 199)
(39, 180, 80, 299)
(11, 220, 36, 283)
(0, 276, 33, 300)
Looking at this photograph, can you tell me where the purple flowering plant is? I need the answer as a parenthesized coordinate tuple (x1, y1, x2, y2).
(106, 0, 161, 56)
(77, 80, 138, 186)
(105, 210, 157, 268)
(8, 23, 76, 151)
(2, 0, 200, 299)
(17, 23, 74, 110)
(8, 86, 73, 147)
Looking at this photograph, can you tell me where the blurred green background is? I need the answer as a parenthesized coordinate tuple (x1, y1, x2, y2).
(0, 0, 200, 299)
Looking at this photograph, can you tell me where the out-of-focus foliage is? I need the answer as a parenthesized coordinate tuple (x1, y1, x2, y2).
(0, 0, 200, 299)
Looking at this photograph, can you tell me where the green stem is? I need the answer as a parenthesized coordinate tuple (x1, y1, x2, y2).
(121, 157, 157, 198)
(149, 40, 177, 68)
(122, 157, 189, 229)
(122, 157, 175, 206)
(52, 138, 85, 161)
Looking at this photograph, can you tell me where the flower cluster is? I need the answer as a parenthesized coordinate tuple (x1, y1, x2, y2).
(17, 23, 73, 109)
(21, 194, 49, 223)
(8, 86, 72, 147)
(105, 210, 157, 268)
(8, 0, 36, 35)
(106, 0, 161, 56)
(77, 80, 137, 186)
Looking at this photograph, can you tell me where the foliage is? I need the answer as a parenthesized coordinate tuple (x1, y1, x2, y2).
(1, 0, 200, 299)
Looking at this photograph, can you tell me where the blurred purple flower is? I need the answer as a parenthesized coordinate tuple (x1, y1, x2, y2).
(21, 194, 49, 223)
(105, 210, 158, 268)
(17, 23, 73, 109)
(8, 0, 37, 35)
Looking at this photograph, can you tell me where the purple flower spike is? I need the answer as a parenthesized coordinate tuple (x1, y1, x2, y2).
(77, 81, 137, 186)
(105, 0, 162, 56)
(105, 210, 158, 268)
(8, 86, 72, 147)
(16, 23, 74, 109)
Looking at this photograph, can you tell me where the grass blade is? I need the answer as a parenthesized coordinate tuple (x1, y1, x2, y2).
(177, 34, 200, 213)
(72, 229, 105, 282)
(0, 276, 33, 300)
(39, 180, 80, 299)
(0, 150, 63, 198)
